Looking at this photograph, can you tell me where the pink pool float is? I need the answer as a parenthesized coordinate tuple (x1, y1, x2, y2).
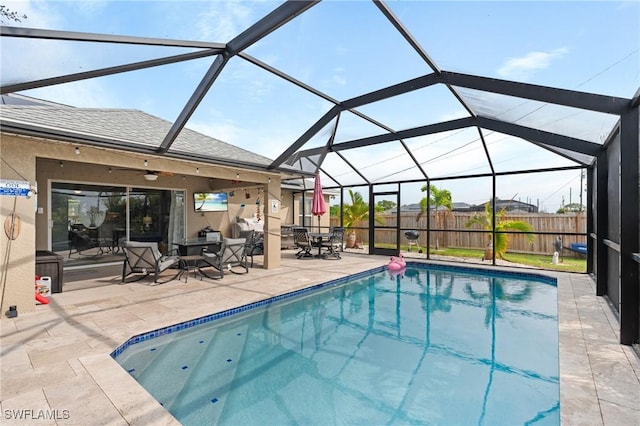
(387, 254, 406, 271)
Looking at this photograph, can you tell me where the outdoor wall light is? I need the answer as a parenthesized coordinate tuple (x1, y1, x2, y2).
(196, 168, 200, 174)
(74, 147, 80, 155)
(59, 161, 64, 168)
(144, 160, 148, 167)
(108, 168, 112, 173)
(236, 173, 240, 179)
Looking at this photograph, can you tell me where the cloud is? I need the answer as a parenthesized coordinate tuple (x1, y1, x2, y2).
(332, 74, 347, 86)
(189, 116, 242, 147)
(195, 1, 253, 42)
(27, 80, 117, 108)
(498, 48, 569, 81)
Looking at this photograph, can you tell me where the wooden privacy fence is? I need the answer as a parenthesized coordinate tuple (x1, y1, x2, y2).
(330, 212, 587, 255)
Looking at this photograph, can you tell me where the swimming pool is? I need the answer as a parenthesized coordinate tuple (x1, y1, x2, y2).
(112, 263, 559, 425)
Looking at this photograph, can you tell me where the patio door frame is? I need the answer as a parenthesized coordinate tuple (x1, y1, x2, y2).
(369, 184, 400, 257)
(47, 179, 187, 264)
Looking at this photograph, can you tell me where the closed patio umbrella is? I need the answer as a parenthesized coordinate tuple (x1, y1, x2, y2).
(311, 173, 326, 232)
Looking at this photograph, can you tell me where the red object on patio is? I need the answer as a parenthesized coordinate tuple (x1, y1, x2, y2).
(311, 173, 327, 232)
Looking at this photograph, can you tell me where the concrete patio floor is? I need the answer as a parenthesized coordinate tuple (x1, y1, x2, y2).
(1, 251, 638, 425)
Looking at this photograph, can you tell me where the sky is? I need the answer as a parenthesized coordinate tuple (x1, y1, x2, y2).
(1, 0, 638, 212)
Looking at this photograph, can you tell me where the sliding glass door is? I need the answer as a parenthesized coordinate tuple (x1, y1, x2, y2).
(129, 188, 184, 253)
(51, 183, 184, 262)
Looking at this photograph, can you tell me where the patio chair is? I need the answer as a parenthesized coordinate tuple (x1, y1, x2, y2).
(201, 237, 248, 279)
(239, 230, 264, 267)
(330, 226, 345, 252)
(293, 227, 315, 258)
(321, 227, 343, 259)
(68, 228, 102, 258)
(122, 241, 180, 284)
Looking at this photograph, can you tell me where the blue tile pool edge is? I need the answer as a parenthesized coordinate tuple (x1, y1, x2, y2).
(110, 261, 557, 359)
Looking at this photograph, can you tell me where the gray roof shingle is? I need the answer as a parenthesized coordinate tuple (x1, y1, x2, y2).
(0, 105, 276, 168)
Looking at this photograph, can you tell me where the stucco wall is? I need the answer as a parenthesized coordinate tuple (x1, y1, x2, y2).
(1, 134, 283, 314)
(0, 135, 38, 315)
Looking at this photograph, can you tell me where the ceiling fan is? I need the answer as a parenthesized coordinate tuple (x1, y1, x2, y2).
(142, 170, 174, 181)
(109, 167, 174, 181)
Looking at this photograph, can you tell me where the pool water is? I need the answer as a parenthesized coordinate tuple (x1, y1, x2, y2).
(113, 264, 559, 425)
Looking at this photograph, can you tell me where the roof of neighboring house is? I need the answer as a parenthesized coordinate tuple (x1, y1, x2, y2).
(387, 203, 451, 213)
(452, 202, 473, 210)
(0, 98, 299, 175)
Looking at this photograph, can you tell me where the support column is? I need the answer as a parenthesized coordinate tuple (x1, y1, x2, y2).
(263, 177, 282, 269)
(619, 107, 639, 345)
(596, 151, 608, 297)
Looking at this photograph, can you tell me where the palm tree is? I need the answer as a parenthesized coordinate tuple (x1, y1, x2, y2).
(194, 192, 208, 211)
(342, 190, 384, 248)
(465, 202, 535, 260)
(418, 184, 453, 250)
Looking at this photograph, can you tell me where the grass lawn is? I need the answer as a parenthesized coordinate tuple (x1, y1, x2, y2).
(424, 247, 587, 273)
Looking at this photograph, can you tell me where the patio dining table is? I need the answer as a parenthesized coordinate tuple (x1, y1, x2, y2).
(308, 232, 336, 259)
(173, 238, 221, 256)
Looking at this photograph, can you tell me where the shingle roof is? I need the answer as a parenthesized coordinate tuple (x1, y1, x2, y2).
(0, 105, 279, 170)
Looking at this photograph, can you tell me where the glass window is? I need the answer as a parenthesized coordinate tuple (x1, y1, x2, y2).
(51, 182, 185, 259)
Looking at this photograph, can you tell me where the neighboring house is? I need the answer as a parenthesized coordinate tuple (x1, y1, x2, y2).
(388, 204, 451, 214)
(384, 200, 536, 214)
(468, 198, 538, 213)
(451, 202, 473, 212)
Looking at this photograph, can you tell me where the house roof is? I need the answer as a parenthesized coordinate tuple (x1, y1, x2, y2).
(0, 102, 299, 175)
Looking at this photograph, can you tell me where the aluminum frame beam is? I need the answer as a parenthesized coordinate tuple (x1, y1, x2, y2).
(1, 49, 221, 94)
(270, 105, 342, 168)
(340, 74, 440, 110)
(158, 0, 319, 153)
(158, 54, 228, 153)
(227, 0, 319, 54)
(441, 71, 630, 115)
(294, 117, 476, 158)
(476, 116, 603, 156)
(0, 26, 224, 48)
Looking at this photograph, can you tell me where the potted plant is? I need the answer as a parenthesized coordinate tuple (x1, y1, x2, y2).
(342, 190, 384, 248)
(465, 201, 534, 260)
